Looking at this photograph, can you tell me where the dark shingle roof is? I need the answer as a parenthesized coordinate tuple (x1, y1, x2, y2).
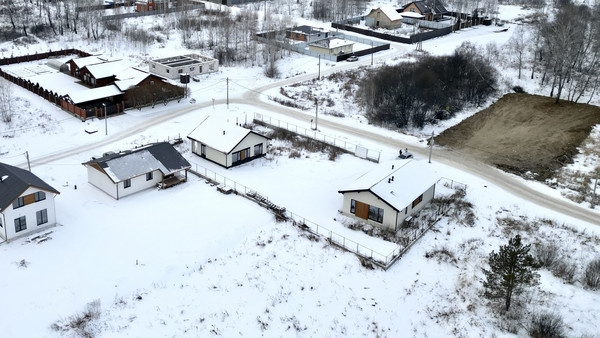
(82, 142, 191, 183)
(0, 162, 60, 212)
(405, 0, 448, 15)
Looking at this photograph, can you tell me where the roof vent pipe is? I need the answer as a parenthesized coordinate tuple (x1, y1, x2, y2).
(392, 176, 394, 181)
(392, 165, 394, 170)
(223, 130, 225, 135)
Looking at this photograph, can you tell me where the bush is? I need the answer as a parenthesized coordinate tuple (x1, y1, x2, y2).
(513, 86, 526, 93)
(534, 242, 560, 268)
(528, 312, 566, 338)
(551, 259, 577, 284)
(583, 258, 600, 289)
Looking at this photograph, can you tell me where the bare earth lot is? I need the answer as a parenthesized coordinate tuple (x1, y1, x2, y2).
(436, 93, 600, 180)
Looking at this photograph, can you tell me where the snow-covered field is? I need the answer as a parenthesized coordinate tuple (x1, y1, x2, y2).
(1, 3, 600, 338)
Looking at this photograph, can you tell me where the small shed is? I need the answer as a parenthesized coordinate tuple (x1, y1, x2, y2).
(82, 142, 191, 200)
(187, 116, 270, 168)
(338, 159, 438, 231)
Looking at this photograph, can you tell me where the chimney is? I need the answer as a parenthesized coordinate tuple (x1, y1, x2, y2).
(392, 165, 394, 170)
(223, 130, 225, 135)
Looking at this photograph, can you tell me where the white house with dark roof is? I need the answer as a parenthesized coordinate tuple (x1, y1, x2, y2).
(0, 162, 60, 241)
(82, 142, 191, 200)
(338, 159, 438, 231)
(187, 116, 270, 168)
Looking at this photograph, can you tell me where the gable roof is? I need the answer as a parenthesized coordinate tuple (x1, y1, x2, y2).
(114, 68, 154, 91)
(83, 60, 127, 80)
(403, 0, 448, 15)
(0, 162, 60, 212)
(367, 6, 403, 21)
(70, 55, 121, 70)
(187, 116, 270, 154)
(65, 84, 123, 105)
(338, 159, 439, 212)
(82, 142, 191, 183)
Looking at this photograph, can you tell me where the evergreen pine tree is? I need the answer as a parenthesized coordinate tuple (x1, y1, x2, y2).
(482, 235, 539, 311)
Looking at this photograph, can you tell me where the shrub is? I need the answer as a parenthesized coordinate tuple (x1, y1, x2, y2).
(528, 312, 566, 338)
(583, 258, 600, 289)
(512, 86, 526, 93)
(534, 242, 560, 268)
(551, 259, 577, 284)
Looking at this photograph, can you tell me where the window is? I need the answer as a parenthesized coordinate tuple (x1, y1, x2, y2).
(36, 209, 48, 225)
(350, 199, 356, 214)
(146, 172, 153, 181)
(14, 216, 27, 233)
(190, 67, 195, 71)
(124, 179, 131, 188)
(200, 144, 206, 156)
(34, 191, 46, 202)
(368, 205, 384, 223)
(410, 8, 415, 12)
(166, 69, 170, 73)
(150, 80, 155, 85)
(254, 143, 263, 155)
(232, 148, 250, 164)
(12, 197, 24, 209)
(178, 69, 183, 74)
(152, 64, 156, 68)
(199, 66, 203, 73)
(0, 218, 3, 228)
(412, 194, 424, 208)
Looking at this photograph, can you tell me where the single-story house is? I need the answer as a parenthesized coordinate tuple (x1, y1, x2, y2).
(338, 159, 439, 231)
(135, 0, 166, 11)
(187, 116, 270, 168)
(0, 162, 60, 242)
(308, 38, 354, 55)
(148, 54, 219, 80)
(401, 0, 449, 21)
(365, 6, 403, 29)
(286, 25, 329, 43)
(82, 142, 191, 200)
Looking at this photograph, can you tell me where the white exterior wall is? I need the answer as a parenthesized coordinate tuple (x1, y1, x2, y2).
(0, 187, 57, 241)
(308, 44, 353, 55)
(341, 191, 400, 231)
(340, 184, 436, 231)
(117, 172, 160, 199)
(87, 167, 162, 200)
(192, 133, 268, 168)
(149, 59, 219, 80)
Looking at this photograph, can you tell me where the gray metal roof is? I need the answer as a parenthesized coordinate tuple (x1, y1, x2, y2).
(0, 162, 60, 212)
(82, 142, 191, 183)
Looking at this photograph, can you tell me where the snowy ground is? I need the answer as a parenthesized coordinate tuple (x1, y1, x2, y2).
(1, 3, 600, 338)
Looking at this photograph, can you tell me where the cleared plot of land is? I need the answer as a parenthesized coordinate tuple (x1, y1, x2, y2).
(435, 93, 600, 180)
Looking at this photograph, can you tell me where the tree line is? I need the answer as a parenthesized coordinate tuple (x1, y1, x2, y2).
(357, 42, 498, 129)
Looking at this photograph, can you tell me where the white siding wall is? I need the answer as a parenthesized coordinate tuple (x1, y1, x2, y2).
(87, 166, 118, 199)
(230, 133, 269, 157)
(87, 167, 162, 200)
(192, 134, 268, 168)
(148, 60, 219, 80)
(117, 171, 161, 199)
(340, 184, 436, 231)
(341, 191, 399, 231)
(1, 187, 57, 241)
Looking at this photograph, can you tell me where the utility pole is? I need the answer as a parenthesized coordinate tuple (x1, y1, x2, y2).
(25, 151, 31, 171)
(318, 55, 321, 79)
(226, 77, 229, 109)
(428, 131, 434, 163)
(371, 41, 373, 66)
(314, 99, 318, 131)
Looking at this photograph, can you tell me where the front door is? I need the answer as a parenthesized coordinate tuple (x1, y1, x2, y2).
(355, 201, 369, 220)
